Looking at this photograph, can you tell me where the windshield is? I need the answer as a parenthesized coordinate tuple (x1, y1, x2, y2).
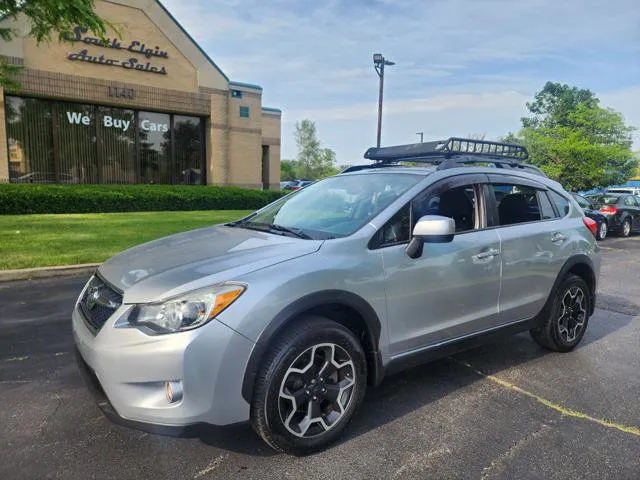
(236, 173, 422, 239)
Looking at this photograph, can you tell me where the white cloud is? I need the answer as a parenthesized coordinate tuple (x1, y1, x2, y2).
(158, 0, 640, 161)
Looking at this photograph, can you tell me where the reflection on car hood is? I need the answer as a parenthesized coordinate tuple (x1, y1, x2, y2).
(98, 225, 322, 304)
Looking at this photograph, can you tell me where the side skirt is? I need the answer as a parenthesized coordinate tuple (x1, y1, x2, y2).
(383, 317, 540, 377)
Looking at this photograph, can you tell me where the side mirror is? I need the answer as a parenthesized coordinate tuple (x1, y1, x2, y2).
(405, 215, 456, 259)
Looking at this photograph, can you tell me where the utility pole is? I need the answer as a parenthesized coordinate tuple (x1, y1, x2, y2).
(373, 53, 395, 148)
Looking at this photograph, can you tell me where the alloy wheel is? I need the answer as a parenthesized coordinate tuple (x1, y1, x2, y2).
(623, 220, 631, 236)
(557, 286, 587, 343)
(598, 222, 607, 240)
(278, 343, 356, 438)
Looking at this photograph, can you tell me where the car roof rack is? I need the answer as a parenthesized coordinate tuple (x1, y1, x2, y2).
(356, 137, 546, 177)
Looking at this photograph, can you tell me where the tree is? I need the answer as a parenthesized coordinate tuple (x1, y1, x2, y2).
(293, 119, 338, 180)
(522, 82, 598, 129)
(280, 159, 300, 181)
(1, 0, 115, 87)
(513, 83, 638, 191)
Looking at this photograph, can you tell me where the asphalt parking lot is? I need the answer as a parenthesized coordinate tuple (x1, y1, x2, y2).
(1, 235, 639, 480)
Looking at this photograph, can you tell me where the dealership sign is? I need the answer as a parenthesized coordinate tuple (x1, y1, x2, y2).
(65, 26, 168, 75)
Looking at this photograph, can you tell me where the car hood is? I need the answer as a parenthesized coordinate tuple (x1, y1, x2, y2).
(98, 225, 323, 304)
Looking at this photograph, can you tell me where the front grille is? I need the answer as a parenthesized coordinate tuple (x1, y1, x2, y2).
(79, 275, 122, 333)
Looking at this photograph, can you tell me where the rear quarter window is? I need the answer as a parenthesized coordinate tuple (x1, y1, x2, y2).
(548, 191, 570, 217)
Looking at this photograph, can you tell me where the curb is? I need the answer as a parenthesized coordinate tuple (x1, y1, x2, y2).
(0, 263, 100, 282)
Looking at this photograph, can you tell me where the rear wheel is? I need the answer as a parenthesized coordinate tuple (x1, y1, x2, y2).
(250, 316, 367, 455)
(530, 274, 591, 352)
(620, 218, 632, 237)
(597, 221, 608, 241)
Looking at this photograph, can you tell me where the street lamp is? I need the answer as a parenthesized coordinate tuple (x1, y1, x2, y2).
(373, 53, 395, 148)
(416, 132, 424, 143)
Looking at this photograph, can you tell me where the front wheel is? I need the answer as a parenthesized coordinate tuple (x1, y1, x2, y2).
(530, 274, 591, 352)
(250, 316, 367, 455)
(597, 221, 608, 241)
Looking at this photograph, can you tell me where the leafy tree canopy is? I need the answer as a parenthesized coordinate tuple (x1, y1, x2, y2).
(1, 0, 115, 87)
(287, 119, 339, 180)
(513, 82, 638, 191)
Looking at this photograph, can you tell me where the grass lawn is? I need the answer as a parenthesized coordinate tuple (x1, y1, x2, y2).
(0, 210, 251, 270)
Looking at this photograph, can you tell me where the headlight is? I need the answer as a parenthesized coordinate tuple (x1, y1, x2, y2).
(119, 283, 246, 334)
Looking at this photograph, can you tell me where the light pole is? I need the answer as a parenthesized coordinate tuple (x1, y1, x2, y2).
(373, 53, 395, 148)
(416, 132, 423, 143)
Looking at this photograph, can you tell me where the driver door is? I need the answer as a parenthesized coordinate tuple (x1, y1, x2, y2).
(373, 174, 502, 356)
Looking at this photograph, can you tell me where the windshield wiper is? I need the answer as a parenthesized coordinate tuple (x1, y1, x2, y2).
(269, 224, 313, 239)
(229, 221, 312, 239)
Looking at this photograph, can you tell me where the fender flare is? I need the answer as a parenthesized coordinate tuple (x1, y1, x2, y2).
(241, 290, 383, 403)
(539, 254, 597, 320)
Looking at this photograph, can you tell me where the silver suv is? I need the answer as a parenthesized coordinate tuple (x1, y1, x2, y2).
(73, 138, 600, 454)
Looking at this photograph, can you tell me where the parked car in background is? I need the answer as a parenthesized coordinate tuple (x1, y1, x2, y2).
(571, 193, 608, 240)
(12, 172, 78, 183)
(606, 187, 640, 196)
(586, 193, 640, 237)
(280, 181, 295, 190)
(284, 179, 314, 191)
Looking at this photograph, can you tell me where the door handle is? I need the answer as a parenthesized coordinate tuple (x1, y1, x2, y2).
(472, 248, 500, 261)
(551, 233, 568, 243)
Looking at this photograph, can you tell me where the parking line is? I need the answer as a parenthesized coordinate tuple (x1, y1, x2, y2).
(453, 359, 640, 437)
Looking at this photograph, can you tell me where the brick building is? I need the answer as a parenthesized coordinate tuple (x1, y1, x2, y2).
(0, 0, 281, 188)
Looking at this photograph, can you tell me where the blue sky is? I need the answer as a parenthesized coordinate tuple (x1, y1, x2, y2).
(161, 0, 640, 165)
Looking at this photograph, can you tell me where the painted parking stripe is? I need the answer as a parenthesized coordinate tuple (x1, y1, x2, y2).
(454, 359, 640, 437)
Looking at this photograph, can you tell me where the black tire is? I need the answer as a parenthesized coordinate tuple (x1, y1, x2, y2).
(530, 274, 591, 352)
(619, 218, 632, 237)
(250, 316, 367, 455)
(596, 220, 608, 241)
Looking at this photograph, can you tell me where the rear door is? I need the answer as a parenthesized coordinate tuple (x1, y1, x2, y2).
(486, 174, 572, 324)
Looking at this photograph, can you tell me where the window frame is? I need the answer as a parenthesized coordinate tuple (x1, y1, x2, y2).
(484, 173, 561, 228)
(368, 173, 488, 250)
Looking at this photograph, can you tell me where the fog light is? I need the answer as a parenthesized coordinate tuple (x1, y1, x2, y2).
(165, 381, 183, 403)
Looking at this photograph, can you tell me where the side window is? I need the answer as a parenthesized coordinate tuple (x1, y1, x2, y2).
(538, 191, 557, 219)
(573, 195, 590, 209)
(548, 191, 570, 217)
(491, 184, 542, 225)
(634, 196, 640, 207)
(412, 184, 478, 233)
(371, 203, 411, 248)
(624, 196, 636, 207)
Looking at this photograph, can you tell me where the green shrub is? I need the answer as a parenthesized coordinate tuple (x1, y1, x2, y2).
(0, 184, 286, 214)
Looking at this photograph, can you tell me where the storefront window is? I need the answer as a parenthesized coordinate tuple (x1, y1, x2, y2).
(4, 96, 205, 184)
(139, 111, 171, 184)
(54, 102, 98, 183)
(98, 107, 136, 183)
(174, 115, 203, 185)
(5, 97, 55, 183)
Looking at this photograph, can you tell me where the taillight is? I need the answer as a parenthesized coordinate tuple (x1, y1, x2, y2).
(599, 206, 618, 214)
(583, 217, 598, 238)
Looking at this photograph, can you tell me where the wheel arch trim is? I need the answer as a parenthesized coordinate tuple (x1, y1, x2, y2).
(241, 290, 383, 403)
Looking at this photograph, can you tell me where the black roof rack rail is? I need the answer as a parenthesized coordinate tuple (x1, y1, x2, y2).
(357, 136, 546, 177)
(364, 137, 528, 162)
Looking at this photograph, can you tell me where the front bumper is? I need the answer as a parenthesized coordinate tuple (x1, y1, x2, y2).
(72, 304, 255, 430)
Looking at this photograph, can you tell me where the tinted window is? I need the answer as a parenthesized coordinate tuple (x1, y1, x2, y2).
(572, 194, 591, 209)
(590, 195, 621, 206)
(412, 185, 478, 232)
(538, 191, 557, 219)
(373, 203, 411, 247)
(549, 191, 570, 217)
(624, 196, 636, 206)
(492, 184, 542, 225)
